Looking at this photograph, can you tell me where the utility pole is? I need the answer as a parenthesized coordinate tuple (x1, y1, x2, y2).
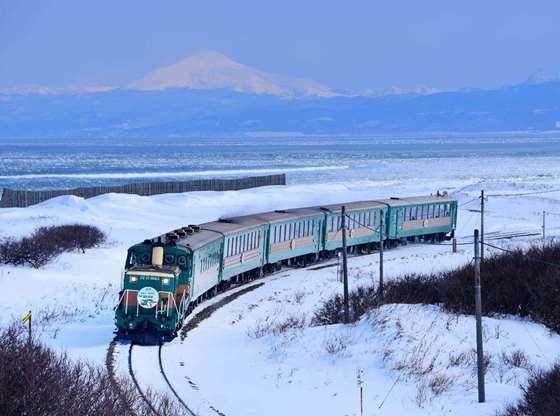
(379, 212, 384, 301)
(474, 229, 485, 403)
(341, 206, 350, 324)
(543, 210, 547, 242)
(480, 190, 485, 261)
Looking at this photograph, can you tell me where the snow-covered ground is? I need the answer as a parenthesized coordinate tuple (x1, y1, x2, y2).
(1, 172, 560, 415)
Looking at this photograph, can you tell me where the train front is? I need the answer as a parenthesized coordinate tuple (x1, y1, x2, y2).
(115, 246, 183, 343)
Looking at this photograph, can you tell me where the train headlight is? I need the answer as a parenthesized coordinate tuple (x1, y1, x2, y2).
(162, 277, 170, 285)
(130, 276, 138, 283)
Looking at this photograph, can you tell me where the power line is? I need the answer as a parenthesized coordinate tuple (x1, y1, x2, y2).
(486, 188, 560, 197)
(459, 197, 479, 208)
(482, 241, 560, 270)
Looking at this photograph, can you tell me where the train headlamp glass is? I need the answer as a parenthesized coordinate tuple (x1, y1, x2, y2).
(129, 276, 138, 283)
(162, 277, 170, 285)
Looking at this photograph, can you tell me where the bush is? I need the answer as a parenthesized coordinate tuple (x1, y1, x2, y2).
(0, 325, 186, 416)
(385, 243, 560, 333)
(0, 224, 105, 268)
(500, 363, 560, 416)
(312, 285, 377, 325)
(313, 243, 560, 333)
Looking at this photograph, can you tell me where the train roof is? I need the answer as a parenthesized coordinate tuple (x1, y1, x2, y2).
(319, 200, 386, 213)
(379, 195, 456, 207)
(144, 194, 456, 251)
(167, 216, 267, 251)
(173, 229, 222, 251)
(203, 216, 268, 234)
(252, 207, 324, 223)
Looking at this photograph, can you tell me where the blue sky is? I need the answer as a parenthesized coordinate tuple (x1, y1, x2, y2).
(1, 1, 559, 91)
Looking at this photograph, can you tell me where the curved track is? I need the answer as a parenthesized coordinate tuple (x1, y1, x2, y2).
(158, 344, 197, 416)
(106, 340, 137, 416)
(128, 343, 161, 416)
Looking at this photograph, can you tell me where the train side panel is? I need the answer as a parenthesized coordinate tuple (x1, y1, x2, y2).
(322, 207, 386, 251)
(221, 226, 267, 280)
(266, 215, 323, 263)
(387, 200, 457, 239)
(191, 238, 223, 299)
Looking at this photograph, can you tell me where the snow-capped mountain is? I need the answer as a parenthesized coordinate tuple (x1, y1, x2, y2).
(128, 51, 338, 98)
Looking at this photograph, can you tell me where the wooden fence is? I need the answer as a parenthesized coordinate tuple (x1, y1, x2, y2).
(0, 174, 286, 208)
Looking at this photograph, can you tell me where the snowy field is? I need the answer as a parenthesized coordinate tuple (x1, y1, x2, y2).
(1, 167, 560, 415)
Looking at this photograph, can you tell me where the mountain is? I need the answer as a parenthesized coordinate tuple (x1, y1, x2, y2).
(2, 70, 560, 138)
(128, 51, 338, 98)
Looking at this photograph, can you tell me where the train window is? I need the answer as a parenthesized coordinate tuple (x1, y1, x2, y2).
(128, 253, 137, 267)
(141, 252, 151, 263)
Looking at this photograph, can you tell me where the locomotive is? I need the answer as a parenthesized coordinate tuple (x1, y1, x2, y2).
(114, 194, 457, 342)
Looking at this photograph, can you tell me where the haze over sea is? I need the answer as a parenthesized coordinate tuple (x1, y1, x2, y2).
(1, 135, 560, 191)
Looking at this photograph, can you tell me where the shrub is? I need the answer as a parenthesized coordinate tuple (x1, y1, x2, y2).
(0, 224, 105, 268)
(324, 333, 349, 355)
(0, 325, 186, 416)
(247, 314, 306, 338)
(312, 285, 377, 325)
(500, 363, 560, 416)
(313, 243, 560, 334)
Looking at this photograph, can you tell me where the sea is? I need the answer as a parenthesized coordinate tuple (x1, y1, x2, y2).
(1, 135, 560, 190)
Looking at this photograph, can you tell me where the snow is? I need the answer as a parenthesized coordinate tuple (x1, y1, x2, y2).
(1, 171, 560, 415)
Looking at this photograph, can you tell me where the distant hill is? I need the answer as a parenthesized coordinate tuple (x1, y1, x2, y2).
(128, 51, 338, 98)
(1, 70, 560, 138)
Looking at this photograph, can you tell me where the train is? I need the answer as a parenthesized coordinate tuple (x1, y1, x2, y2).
(114, 193, 457, 342)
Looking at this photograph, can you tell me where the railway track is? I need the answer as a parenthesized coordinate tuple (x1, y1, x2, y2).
(106, 283, 264, 416)
(158, 344, 197, 416)
(106, 340, 138, 416)
(127, 343, 162, 416)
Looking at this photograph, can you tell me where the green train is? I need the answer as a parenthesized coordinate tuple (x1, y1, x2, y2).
(114, 194, 457, 342)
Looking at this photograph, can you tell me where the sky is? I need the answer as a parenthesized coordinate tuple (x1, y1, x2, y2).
(1, 1, 560, 92)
